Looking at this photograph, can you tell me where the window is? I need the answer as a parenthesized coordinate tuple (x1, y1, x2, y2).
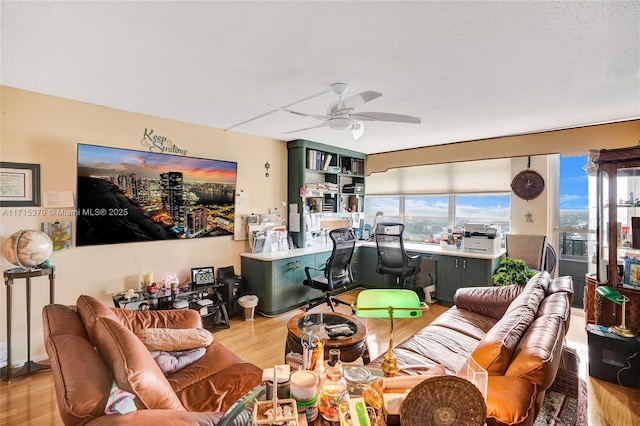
(559, 155, 589, 258)
(404, 196, 450, 242)
(455, 195, 511, 234)
(366, 193, 510, 243)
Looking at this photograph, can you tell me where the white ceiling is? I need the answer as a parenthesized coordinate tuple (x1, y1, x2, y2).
(2, 1, 638, 155)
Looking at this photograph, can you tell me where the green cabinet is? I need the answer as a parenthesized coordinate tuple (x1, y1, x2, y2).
(287, 140, 366, 248)
(240, 250, 332, 315)
(432, 254, 502, 306)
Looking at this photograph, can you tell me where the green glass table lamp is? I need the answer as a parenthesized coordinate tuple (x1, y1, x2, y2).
(595, 286, 636, 338)
(353, 289, 427, 377)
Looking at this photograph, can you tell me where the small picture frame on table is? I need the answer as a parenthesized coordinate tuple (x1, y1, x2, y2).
(191, 266, 215, 288)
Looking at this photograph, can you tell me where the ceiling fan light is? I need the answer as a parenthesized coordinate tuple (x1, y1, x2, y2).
(351, 121, 364, 140)
(328, 117, 353, 130)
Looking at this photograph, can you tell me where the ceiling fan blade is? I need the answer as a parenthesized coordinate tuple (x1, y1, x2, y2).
(267, 104, 327, 121)
(351, 112, 421, 124)
(351, 121, 364, 140)
(281, 122, 328, 134)
(330, 91, 382, 114)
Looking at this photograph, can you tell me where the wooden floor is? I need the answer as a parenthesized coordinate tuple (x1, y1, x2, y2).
(1, 289, 638, 425)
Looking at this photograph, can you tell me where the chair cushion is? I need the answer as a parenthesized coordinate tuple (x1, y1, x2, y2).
(92, 316, 185, 411)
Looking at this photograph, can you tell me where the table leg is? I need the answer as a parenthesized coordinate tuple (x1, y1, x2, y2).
(26, 277, 32, 373)
(5, 277, 12, 381)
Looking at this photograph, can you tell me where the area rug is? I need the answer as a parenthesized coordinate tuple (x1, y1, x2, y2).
(534, 346, 588, 426)
(534, 377, 588, 426)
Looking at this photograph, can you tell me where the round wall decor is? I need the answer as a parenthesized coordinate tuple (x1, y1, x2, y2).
(511, 169, 545, 200)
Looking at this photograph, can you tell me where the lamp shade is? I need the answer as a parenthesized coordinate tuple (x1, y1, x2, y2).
(354, 289, 422, 318)
(596, 286, 624, 305)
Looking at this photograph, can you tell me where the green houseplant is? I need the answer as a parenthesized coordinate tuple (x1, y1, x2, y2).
(493, 257, 535, 286)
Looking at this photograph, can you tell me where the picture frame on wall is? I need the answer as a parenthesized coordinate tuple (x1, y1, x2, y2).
(0, 162, 41, 207)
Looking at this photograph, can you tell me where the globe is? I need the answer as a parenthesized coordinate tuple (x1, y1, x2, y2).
(2, 230, 53, 268)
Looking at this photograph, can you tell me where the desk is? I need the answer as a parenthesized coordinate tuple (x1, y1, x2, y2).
(3, 267, 55, 381)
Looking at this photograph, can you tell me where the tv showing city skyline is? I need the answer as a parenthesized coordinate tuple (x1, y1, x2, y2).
(76, 144, 237, 246)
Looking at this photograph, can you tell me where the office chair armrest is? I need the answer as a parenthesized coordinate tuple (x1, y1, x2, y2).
(407, 253, 421, 268)
(304, 265, 324, 285)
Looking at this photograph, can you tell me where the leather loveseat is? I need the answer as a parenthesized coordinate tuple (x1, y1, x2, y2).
(42, 295, 263, 425)
(370, 272, 574, 426)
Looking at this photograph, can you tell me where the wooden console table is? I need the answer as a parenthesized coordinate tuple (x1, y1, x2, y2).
(3, 266, 55, 381)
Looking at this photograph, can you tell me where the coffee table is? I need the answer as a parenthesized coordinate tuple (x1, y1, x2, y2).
(285, 311, 370, 364)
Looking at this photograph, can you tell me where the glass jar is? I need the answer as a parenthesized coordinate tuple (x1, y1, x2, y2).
(339, 383, 385, 426)
(318, 349, 347, 422)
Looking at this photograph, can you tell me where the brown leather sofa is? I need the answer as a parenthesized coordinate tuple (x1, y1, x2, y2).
(42, 295, 263, 425)
(370, 272, 574, 426)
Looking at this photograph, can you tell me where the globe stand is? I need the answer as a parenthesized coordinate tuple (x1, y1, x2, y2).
(3, 266, 55, 382)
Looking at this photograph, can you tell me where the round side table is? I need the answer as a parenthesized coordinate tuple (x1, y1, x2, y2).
(285, 311, 369, 364)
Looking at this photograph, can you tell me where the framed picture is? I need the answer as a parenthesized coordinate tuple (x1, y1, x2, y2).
(624, 258, 640, 288)
(0, 162, 41, 206)
(76, 144, 237, 246)
(191, 266, 216, 287)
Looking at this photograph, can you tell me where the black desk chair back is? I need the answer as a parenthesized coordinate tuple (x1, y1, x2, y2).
(543, 243, 557, 276)
(375, 222, 421, 286)
(303, 228, 356, 311)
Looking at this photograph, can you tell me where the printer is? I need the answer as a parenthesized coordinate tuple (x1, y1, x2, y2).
(463, 223, 502, 254)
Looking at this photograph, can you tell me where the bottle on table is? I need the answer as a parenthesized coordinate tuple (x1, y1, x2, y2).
(318, 349, 347, 422)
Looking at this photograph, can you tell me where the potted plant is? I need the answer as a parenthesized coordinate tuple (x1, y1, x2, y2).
(492, 257, 535, 286)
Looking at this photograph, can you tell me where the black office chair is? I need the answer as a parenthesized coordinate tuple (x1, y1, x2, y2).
(303, 228, 356, 311)
(375, 222, 421, 287)
(543, 243, 557, 276)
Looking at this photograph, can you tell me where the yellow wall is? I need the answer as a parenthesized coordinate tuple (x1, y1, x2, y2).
(0, 86, 287, 365)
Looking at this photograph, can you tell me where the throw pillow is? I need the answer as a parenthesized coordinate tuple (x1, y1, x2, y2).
(135, 328, 213, 352)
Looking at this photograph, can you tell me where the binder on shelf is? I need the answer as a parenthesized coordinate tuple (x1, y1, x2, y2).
(322, 154, 333, 171)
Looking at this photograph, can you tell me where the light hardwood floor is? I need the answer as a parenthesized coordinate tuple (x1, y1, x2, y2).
(1, 290, 638, 425)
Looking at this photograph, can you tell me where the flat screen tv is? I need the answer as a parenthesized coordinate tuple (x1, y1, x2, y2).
(76, 144, 237, 246)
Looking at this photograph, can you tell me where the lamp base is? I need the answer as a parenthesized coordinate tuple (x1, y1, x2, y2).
(609, 324, 637, 338)
(382, 350, 399, 378)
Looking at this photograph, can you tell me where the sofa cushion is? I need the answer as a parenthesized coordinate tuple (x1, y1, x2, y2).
(485, 376, 537, 426)
(505, 315, 565, 391)
(371, 324, 479, 375)
(76, 294, 121, 345)
(135, 328, 213, 351)
(93, 316, 185, 411)
(430, 306, 498, 340)
(537, 292, 571, 323)
(167, 341, 250, 393)
(175, 362, 265, 412)
(505, 272, 550, 315)
(471, 305, 536, 375)
(454, 285, 526, 320)
(43, 304, 113, 425)
(112, 308, 203, 333)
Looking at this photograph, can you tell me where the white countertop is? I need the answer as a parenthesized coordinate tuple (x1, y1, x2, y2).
(241, 240, 505, 261)
(358, 240, 505, 260)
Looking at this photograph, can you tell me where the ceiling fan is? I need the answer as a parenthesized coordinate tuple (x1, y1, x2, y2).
(270, 83, 421, 140)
